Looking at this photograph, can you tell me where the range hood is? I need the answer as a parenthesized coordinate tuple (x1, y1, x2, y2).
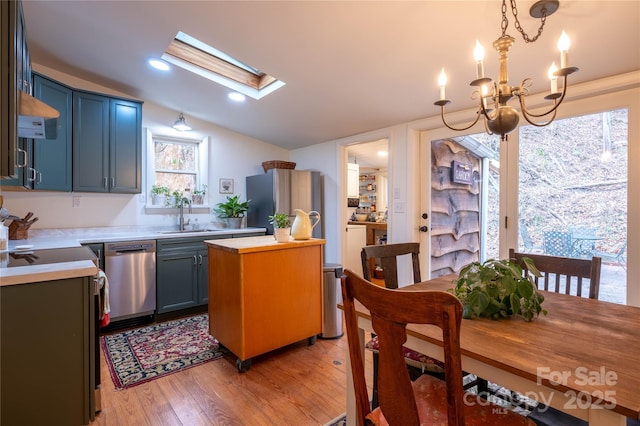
(17, 91, 60, 139)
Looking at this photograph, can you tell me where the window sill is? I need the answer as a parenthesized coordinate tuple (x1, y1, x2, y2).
(145, 205, 211, 214)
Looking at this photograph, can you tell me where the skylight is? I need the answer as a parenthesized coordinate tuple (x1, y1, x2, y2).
(161, 31, 285, 100)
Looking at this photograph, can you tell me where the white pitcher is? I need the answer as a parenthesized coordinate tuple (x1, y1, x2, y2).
(291, 209, 320, 240)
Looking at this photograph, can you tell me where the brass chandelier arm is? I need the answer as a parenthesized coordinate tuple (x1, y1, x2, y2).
(519, 103, 558, 127)
(515, 74, 570, 120)
(437, 104, 482, 132)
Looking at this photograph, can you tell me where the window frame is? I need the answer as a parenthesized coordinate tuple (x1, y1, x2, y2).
(145, 130, 209, 209)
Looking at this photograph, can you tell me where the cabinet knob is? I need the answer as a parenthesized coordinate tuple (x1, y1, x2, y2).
(419, 226, 429, 233)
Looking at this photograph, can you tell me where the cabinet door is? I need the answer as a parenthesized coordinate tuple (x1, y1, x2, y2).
(110, 99, 141, 193)
(347, 162, 360, 198)
(73, 92, 109, 192)
(156, 250, 199, 313)
(32, 74, 72, 191)
(1, 277, 94, 426)
(0, 1, 29, 184)
(197, 248, 208, 305)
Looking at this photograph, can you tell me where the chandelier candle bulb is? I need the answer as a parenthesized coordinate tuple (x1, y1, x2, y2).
(558, 30, 570, 69)
(481, 84, 489, 109)
(474, 40, 485, 79)
(548, 62, 559, 94)
(438, 68, 447, 100)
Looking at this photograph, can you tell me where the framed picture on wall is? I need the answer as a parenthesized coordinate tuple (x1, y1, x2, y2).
(219, 178, 234, 194)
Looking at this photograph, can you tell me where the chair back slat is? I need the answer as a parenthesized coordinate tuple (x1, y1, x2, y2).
(341, 269, 465, 426)
(361, 242, 421, 289)
(509, 249, 602, 299)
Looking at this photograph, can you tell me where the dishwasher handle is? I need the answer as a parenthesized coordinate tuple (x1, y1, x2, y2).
(105, 240, 156, 256)
(113, 247, 148, 254)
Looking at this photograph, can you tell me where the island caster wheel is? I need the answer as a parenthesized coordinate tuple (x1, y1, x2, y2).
(236, 358, 252, 373)
(308, 335, 317, 345)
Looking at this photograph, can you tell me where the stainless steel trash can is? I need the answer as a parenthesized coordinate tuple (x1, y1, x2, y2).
(320, 263, 344, 339)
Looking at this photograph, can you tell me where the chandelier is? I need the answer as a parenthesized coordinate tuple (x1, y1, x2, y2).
(434, 0, 578, 141)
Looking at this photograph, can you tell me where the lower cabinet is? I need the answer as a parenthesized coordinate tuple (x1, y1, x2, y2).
(0, 276, 95, 425)
(156, 236, 217, 313)
(157, 232, 267, 314)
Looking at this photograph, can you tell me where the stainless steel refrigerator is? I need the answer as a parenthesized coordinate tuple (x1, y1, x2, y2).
(246, 169, 323, 237)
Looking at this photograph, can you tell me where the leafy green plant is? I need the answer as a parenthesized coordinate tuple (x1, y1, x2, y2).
(268, 212, 291, 228)
(193, 184, 207, 196)
(171, 190, 187, 208)
(451, 257, 547, 321)
(213, 195, 249, 218)
(151, 184, 170, 196)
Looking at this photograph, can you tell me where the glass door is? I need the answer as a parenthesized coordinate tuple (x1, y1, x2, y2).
(516, 109, 628, 304)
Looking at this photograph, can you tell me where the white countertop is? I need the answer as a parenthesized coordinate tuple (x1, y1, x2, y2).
(2, 225, 267, 251)
(0, 225, 266, 286)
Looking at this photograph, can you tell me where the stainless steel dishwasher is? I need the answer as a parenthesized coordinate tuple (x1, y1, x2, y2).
(105, 240, 156, 321)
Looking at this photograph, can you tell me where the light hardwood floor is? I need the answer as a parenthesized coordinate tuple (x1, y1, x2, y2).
(93, 327, 372, 426)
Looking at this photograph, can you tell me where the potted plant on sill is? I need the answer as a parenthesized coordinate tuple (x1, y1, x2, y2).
(213, 195, 249, 229)
(170, 190, 185, 208)
(151, 184, 170, 206)
(268, 212, 291, 243)
(451, 257, 547, 321)
(192, 184, 207, 205)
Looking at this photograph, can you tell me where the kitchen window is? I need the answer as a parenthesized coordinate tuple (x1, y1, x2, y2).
(146, 133, 208, 207)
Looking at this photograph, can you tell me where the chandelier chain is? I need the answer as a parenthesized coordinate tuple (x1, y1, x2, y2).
(502, 0, 548, 43)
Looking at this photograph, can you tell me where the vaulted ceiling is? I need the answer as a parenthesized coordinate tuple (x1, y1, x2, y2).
(22, 1, 640, 152)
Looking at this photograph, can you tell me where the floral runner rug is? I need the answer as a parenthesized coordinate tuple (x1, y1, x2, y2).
(101, 314, 228, 390)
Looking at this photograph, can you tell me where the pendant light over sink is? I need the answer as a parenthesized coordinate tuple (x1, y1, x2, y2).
(172, 113, 192, 131)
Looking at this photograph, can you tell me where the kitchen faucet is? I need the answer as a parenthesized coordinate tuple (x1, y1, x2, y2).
(179, 197, 192, 231)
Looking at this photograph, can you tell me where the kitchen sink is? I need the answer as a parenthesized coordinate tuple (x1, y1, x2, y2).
(157, 229, 222, 234)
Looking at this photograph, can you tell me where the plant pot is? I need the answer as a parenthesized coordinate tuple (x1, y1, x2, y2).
(152, 194, 166, 206)
(192, 194, 204, 205)
(273, 227, 291, 243)
(224, 217, 243, 229)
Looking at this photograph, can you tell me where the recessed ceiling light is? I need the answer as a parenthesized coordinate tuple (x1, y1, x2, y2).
(377, 150, 388, 157)
(148, 58, 170, 71)
(228, 92, 246, 102)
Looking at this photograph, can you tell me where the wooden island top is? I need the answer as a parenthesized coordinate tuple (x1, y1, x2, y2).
(204, 235, 325, 253)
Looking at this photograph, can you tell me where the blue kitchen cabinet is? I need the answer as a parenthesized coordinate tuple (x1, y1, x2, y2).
(73, 91, 141, 193)
(0, 0, 32, 185)
(31, 73, 72, 191)
(110, 98, 142, 193)
(156, 236, 219, 314)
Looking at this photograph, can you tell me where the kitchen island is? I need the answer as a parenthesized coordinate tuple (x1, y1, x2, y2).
(206, 235, 325, 372)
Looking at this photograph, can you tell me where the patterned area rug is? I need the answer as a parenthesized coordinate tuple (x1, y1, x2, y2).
(101, 314, 228, 390)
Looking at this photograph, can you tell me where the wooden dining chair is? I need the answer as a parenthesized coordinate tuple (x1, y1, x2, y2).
(360, 243, 421, 288)
(341, 269, 535, 426)
(509, 248, 602, 299)
(501, 249, 603, 418)
(361, 243, 445, 409)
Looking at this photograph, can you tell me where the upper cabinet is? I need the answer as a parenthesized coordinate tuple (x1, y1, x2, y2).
(1, 0, 28, 180)
(347, 162, 360, 199)
(31, 74, 72, 191)
(73, 92, 142, 193)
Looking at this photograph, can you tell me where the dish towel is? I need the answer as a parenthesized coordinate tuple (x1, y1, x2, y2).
(97, 269, 111, 327)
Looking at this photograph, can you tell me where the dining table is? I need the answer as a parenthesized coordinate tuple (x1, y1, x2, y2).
(343, 273, 640, 426)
